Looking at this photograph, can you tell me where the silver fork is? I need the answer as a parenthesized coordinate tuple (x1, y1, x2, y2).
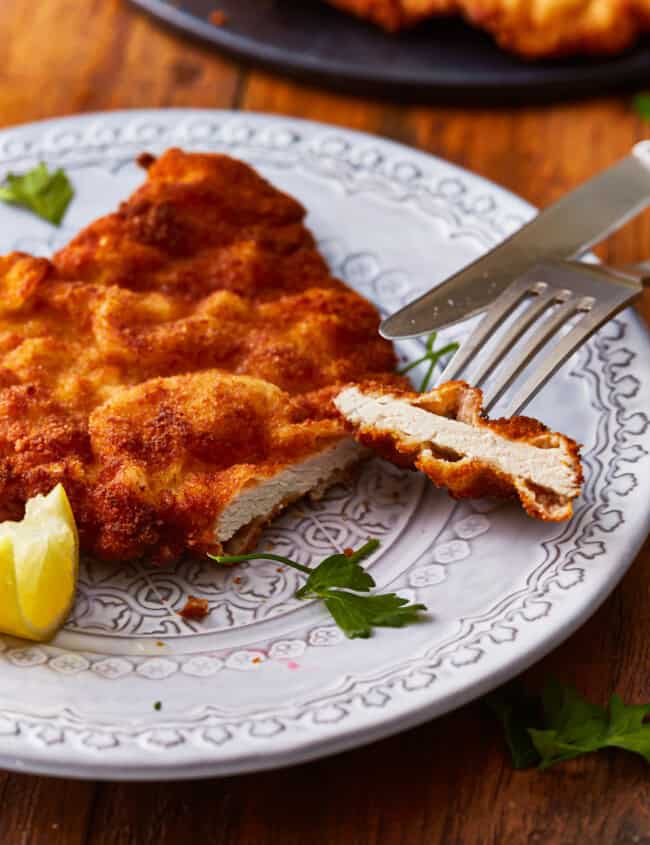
(437, 259, 648, 417)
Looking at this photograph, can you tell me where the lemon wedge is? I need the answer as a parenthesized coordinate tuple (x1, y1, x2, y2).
(0, 484, 78, 642)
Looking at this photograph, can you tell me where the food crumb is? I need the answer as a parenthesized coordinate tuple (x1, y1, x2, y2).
(343, 547, 354, 557)
(233, 576, 242, 584)
(156, 640, 165, 648)
(179, 595, 209, 620)
(209, 9, 227, 26)
(153, 701, 162, 711)
(276, 567, 284, 573)
(252, 656, 262, 665)
(136, 152, 156, 170)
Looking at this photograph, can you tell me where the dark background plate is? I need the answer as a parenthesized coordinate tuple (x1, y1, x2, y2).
(130, 0, 650, 104)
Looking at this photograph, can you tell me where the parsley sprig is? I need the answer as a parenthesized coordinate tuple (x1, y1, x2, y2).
(210, 539, 426, 639)
(398, 331, 459, 392)
(0, 163, 74, 225)
(633, 92, 650, 122)
(489, 678, 650, 770)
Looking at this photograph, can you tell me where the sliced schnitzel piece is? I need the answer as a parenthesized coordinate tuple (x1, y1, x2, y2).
(87, 372, 367, 561)
(323, 0, 650, 57)
(0, 150, 399, 562)
(335, 381, 582, 520)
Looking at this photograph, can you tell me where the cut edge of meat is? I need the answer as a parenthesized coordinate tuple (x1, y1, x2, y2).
(334, 381, 583, 521)
(218, 438, 369, 553)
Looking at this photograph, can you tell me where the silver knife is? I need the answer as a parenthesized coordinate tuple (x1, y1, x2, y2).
(380, 141, 650, 339)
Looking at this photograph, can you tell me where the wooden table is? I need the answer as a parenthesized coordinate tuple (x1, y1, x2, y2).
(1, 2, 649, 842)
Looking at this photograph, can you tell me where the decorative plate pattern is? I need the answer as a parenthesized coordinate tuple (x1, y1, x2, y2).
(0, 111, 647, 781)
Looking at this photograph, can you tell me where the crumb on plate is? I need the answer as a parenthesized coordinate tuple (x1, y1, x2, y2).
(209, 9, 227, 26)
(179, 595, 210, 621)
(136, 152, 156, 170)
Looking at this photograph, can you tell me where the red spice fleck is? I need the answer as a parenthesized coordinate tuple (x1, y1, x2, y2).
(276, 567, 284, 573)
(209, 9, 227, 26)
(179, 596, 209, 621)
(343, 547, 354, 557)
(252, 656, 262, 665)
(233, 576, 242, 584)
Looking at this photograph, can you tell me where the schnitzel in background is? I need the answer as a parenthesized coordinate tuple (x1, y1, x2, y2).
(324, 0, 650, 58)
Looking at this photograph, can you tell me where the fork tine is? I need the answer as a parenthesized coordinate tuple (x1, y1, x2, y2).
(471, 288, 558, 387)
(438, 277, 536, 383)
(482, 297, 586, 412)
(505, 297, 638, 416)
(435, 260, 642, 417)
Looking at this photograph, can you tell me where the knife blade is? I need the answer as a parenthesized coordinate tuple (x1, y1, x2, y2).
(380, 141, 650, 339)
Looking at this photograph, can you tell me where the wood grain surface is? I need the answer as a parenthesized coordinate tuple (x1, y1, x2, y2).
(0, 2, 649, 843)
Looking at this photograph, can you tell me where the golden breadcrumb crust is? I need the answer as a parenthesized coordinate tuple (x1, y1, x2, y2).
(324, 0, 650, 58)
(0, 150, 399, 562)
(325, 0, 454, 31)
(336, 381, 583, 520)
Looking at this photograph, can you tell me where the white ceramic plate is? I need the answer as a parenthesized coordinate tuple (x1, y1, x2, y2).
(0, 110, 647, 781)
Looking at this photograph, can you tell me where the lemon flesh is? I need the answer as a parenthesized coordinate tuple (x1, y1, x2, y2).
(0, 484, 78, 641)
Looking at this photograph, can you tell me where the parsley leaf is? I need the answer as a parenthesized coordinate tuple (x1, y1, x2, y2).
(398, 331, 459, 392)
(633, 92, 650, 121)
(209, 539, 426, 639)
(295, 539, 378, 598)
(489, 677, 650, 770)
(0, 163, 74, 225)
(486, 682, 542, 769)
(323, 590, 426, 639)
(531, 680, 650, 769)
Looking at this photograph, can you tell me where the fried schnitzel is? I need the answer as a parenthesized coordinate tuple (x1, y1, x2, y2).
(0, 150, 583, 564)
(325, 0, 650, 58)
(0, 150, 398, 562)
(325, 0, 454, 32)
(335, 381, 582, 520)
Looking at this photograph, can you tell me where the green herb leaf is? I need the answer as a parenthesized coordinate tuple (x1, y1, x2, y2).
(541, 677, 607, 745)
(486, 682, 542, 769)
(323, 590, 426, 639)
(295, 539, 378, 598)
(210, 539, 426, 639)
(633, 93, 650, 121)
(0, 163, 74, 225)
(153, 701, 162, 711)
(490, 677, 650, 770)
(398, 331, 460, 392)
(531, 681, 650, 769)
